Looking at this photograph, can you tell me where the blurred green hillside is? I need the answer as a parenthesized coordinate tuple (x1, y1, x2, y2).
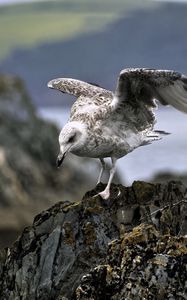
(0, 0, 153, 62)
(1, 1, 187, 107)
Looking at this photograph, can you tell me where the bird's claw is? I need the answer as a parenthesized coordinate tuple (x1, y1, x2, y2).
(93, 187, 121, 200)
(93, 190, 110, 200)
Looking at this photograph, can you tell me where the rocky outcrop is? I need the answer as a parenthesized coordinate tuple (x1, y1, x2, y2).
(76, 224, 187, 300)
(0, 181, 186, 300)
(152, 171, 187, 188)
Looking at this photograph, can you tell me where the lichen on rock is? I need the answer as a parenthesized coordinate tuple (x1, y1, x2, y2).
(0, 181, 186, 299)
(76, 224, 187, 300)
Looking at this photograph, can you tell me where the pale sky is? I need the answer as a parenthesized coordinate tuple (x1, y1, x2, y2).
(0, 0, 48, 5)
(0, 0, 186, 6)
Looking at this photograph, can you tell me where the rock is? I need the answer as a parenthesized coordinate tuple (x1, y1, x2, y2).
(0, 181, 186, 300)
(152, 171, 187, 187)
(76, 224, 187, 300)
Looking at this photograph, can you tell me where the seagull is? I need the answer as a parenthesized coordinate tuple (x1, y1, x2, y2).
(48, 68, 187, 199)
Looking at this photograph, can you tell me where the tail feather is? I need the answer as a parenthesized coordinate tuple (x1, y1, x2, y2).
(140, 130, 170, 146)
(154, 130, 170, 136)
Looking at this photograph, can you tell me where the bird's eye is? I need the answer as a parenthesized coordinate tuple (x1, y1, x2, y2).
(68, 135, 75, 143)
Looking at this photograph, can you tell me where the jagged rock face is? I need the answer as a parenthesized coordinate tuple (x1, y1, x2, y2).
(152, 171, 187, 188)
(76, 224, 187, 300)
(0, 181, 186, 300)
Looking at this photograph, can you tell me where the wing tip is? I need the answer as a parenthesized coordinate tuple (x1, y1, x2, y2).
(47, 78, 70, 90)
(47, 80, 55, 89)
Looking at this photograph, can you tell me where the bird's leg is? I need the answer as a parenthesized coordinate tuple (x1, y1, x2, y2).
(97, 158, 106, 184)
(98, 157, 117, 200)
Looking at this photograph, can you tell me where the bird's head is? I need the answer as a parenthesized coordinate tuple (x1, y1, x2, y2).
(56, 121, 87, 168)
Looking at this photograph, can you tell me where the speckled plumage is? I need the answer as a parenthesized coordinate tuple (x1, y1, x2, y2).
(48, 68, 187, 199)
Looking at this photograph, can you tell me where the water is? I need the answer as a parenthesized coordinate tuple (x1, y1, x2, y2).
(38, 107, 187, 184)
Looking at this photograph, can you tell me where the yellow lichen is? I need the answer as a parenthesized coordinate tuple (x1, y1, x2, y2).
(151, 254, 168, 267)
(84, 205, 103, 214)
(106, 265, 114, 283)
(132, 181, 154, 203)
(63, 222, 75, 246)
(83, 222, 96, 246)
(156, 236, 187, 256)
(121, 224, 158, 246)
(62, 201, 81, 212)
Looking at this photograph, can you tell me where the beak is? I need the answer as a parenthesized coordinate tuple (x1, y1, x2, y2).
(56, 152, 66, 168)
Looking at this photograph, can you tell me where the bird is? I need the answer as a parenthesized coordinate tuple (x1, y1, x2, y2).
(48, 68, 187, 199)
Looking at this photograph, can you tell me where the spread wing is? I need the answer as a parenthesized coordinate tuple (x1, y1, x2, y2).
(47, 78, 111, 98)
(47, 78, 113, 119)
(113, 68, 187, 131)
